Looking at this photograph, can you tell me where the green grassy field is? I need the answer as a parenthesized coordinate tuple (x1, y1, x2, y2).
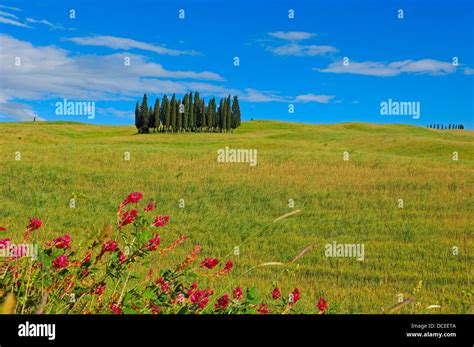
(0, 120, 472, 313)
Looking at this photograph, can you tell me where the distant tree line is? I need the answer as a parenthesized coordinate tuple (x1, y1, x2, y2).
(427, 124, 464, 130)
(134, 92, 241, 133)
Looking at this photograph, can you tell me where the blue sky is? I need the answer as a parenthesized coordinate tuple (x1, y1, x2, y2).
(0, 0, 473, 128)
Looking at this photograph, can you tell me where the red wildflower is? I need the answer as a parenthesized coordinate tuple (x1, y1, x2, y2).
(200, 258, 219, 269)
(151, 306, 161, 314)
(155, 277, 170, 292)
(96, 283, 106, 296)
(81, 268, 89, 276)
(145, 234, 161, 251)
(0, 226, 6, 231)
(215, 294, 229, 310)
(83, 253, 92, 263)
(0, 238, 11, 248)
(102, 240, 118, 253)
(317, 297, 328, 313)
(258, 303, 269, 314)
(23, 218, 42, 241)
(224, 259, 233, 272)
(53, 234, 71, 249)
(52, 255, 68, 269)
(110, 304, 122, 314)
(152, 215, 170, 227)
(289, 288, 300, 304)
(144, 202, 154, 212)
(233, 287, 243, 300)
(123, 192, 143, 205)
(119, 208, 138, 227)
(28, 218, 42, 230)
(118, 250, 126, 263)
(187, 282, 198, 297)
(190, 289, 213, 309)
(272, 287, 282, 300)
(198, 297, 209, 308)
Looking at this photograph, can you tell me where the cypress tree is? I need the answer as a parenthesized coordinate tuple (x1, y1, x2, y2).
(226, 95, 231, 132)
(200, 98, 206, 130)
(188, 92, 194, 131)
(231, 95, 241, 129)
(207, 97, 215, 132)
(177, 98, 183, 131)
(162, 95, 170, 132)
(134, 101, 140, 132)
(183, 93, 188, 131)
(219, 98, 225, 131)
(148, 106, 154, 131)
(170, 94, 177, 132)
(193, 92, 200, 130)
(154, 98, 160, 130)
(139, 94, 149, 133)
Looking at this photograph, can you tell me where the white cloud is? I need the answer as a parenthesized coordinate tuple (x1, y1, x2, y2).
(26, 17, 65, 30)
(317, 59, 457, 76)
(97, 107, 133, 119)
(294, 94, 335, 103)
(0, 10, 18, 18)
(240, 89, 290, 102)
(0, 102, 44, 121)
(268, 31, 316, 41)
(0, 34, 302, 120)
(66, 35, 200, 56)
(463, 67, 474, 75)
(0, 5, 21, 11)
(0, 15, 29, 28)
(268, 43, 337, 57)
(0, 34, 225, 102)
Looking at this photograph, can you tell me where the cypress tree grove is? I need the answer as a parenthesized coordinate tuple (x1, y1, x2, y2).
(134, 92, 241, 134)
(170, 94, 177, 132)
(154, 98, 160, 131)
